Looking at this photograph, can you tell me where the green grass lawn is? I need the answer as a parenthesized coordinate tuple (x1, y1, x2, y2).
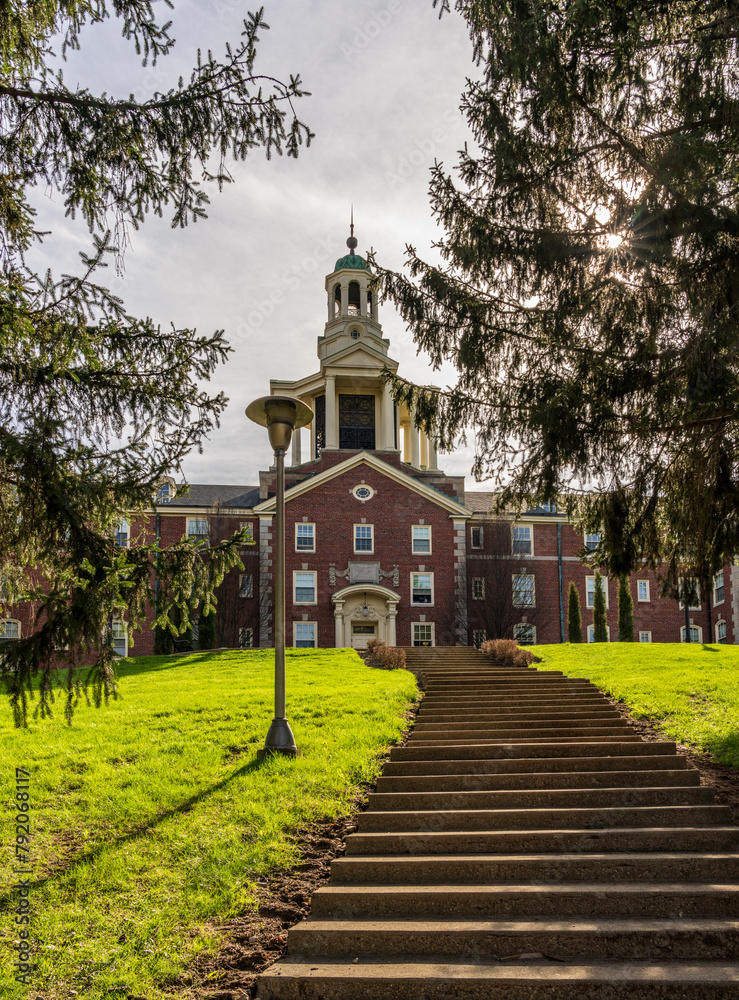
(0, 648, 418, 1000)
(531, 643, 739, 767)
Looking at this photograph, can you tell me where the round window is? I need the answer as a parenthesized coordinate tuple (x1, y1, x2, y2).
(352, 484, 375, 502)
(350, 329, 361, 340)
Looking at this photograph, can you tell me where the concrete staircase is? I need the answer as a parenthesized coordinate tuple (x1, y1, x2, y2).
(256, 647, 739, 998)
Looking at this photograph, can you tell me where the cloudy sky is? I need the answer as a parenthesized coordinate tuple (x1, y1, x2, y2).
(31, 0, 488, 488)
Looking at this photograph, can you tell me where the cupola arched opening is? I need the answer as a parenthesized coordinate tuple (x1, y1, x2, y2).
(348, 281, 360, 316)
(367, 288, 373, 317)
(333, 283, 342, 317)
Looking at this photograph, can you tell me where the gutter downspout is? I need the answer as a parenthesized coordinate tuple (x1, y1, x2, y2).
(154, 509, 160, 621)
(558, 521, 565, 643)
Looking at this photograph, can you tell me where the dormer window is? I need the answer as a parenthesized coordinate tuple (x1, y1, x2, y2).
(155, 480, 174, 504)
(348, 281, 360, 316)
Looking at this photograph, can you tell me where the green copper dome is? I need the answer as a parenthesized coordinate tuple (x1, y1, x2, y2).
(334, 252, 371, 272)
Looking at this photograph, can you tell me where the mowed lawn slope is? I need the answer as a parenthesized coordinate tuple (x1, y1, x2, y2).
(532, 643, 739, 767)
(0, 649, 417, 1000)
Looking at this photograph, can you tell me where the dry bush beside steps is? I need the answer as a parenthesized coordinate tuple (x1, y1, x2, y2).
(364, 639, 407, 670)
(480, 638, 540, 667)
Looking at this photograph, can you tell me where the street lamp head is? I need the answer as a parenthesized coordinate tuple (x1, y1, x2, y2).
(246, 394, 314, 454)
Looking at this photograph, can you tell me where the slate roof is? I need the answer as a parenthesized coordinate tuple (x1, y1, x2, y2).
(167, 484, 260, 509)
(464, 492, 563, 517)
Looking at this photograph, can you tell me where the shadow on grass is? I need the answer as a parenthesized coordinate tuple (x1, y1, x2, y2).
(703, 728, 739, 769)
(0, 751, 282, 905)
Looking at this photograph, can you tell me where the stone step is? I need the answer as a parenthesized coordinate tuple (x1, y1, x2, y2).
(330, 852, 739, 884)
(396, 735, 645, 749)
(256, 959, 739, 999)
(382, 754, 692, 776)
(357, 804, 732, 833)
(308, 883, 739, 920)
(389, 740, 666, 761)
(345, 826, 739, 856)
(286, 917, 739, 961)
(421, 692, 608, 704)
(366, 786, 714, 812)
(375, 769, 701, 793)
(411, 726, 634, 740)
(416, 710, 622, 721)
(413, 716, 631, 740)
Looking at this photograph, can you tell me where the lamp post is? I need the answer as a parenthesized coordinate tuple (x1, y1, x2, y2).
(246, 394, 313, 757)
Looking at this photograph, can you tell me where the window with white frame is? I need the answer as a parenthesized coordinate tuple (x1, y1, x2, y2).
(114, 519, 129, 548)
(294, 622, 317, 648)
(239, 627, 254, 648)
(187, 518, 209, 543)
(512, 574, 535, 607)
(680, 624, 702, 643)
(512, 524, 532, 555)
(716, 620, 727, 644)
(584, 532, 602, 552)
(295, 522, 315, 552)
(412, 623, 434, 646)
(293, 571, 317, 604)
(239, 574, 253, 598)
(540, 500, 557, 513)
(472, 577, 485, 600)
(470, 525, 483, 549)
(586, 575, 609, 609)
(472, 629, 486, 649)
(412, 525, 431, 553)
(411, 573, 434, 605)
(0, 619, 20, 643)
(714, 572, 725, 605)
(240, 521, 255, 545)
(514, 622, 536, 645)
(111, 618, 127, 656)
(678, 577, 701, 610)
(639, 631, 652, 642)
(587, 624, 611, 642)
(354, 524, 374, 553)
(637, 580, 650, 602)
(155, 481, 174, 504)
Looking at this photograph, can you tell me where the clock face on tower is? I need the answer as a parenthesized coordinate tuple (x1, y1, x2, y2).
(352, 484, 375, 502)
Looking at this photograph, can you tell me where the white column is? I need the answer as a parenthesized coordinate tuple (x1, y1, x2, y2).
(334, 602, 345, 647)
(291, 425, 302, 466)
(387, 605, 397, 646)
(382, 383, 395, 450)
(325, 374, 338, 449)
(360, 286, 368, 316)
(428, 433, 438, 470)
(410, 404, 421, 469)
(420, 429, 429, 469)
(402, 421, 410, 462)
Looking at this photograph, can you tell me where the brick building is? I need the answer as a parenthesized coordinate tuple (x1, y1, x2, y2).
(3, 229, 736, 652)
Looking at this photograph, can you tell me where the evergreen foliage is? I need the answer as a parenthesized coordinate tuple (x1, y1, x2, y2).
(593, 571, 608, 642)
(376, 1, 739, 596)
(618, 575, 635, 642)
(197, 609, 217, 651)
(567, 582, 582, 644)
(0, 4, 312, 724)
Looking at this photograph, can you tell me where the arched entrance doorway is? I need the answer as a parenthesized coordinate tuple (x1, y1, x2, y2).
(331, 584, 401, 649)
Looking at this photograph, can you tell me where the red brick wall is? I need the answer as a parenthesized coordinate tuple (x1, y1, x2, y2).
(282, 463, 458, 647)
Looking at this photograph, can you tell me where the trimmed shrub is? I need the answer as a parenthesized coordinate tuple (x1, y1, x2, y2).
(618, 575, 635, 641)
(480, 638, 537, 667)
(365, 639, 407, 670)
(593, 570, 608, 642)
(567, 581, 583, 643)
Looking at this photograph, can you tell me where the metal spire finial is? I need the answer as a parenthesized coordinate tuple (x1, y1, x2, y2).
(346, 205, 358, 254)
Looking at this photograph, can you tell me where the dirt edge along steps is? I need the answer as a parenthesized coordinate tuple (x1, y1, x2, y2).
(255, 646, 739, 999)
